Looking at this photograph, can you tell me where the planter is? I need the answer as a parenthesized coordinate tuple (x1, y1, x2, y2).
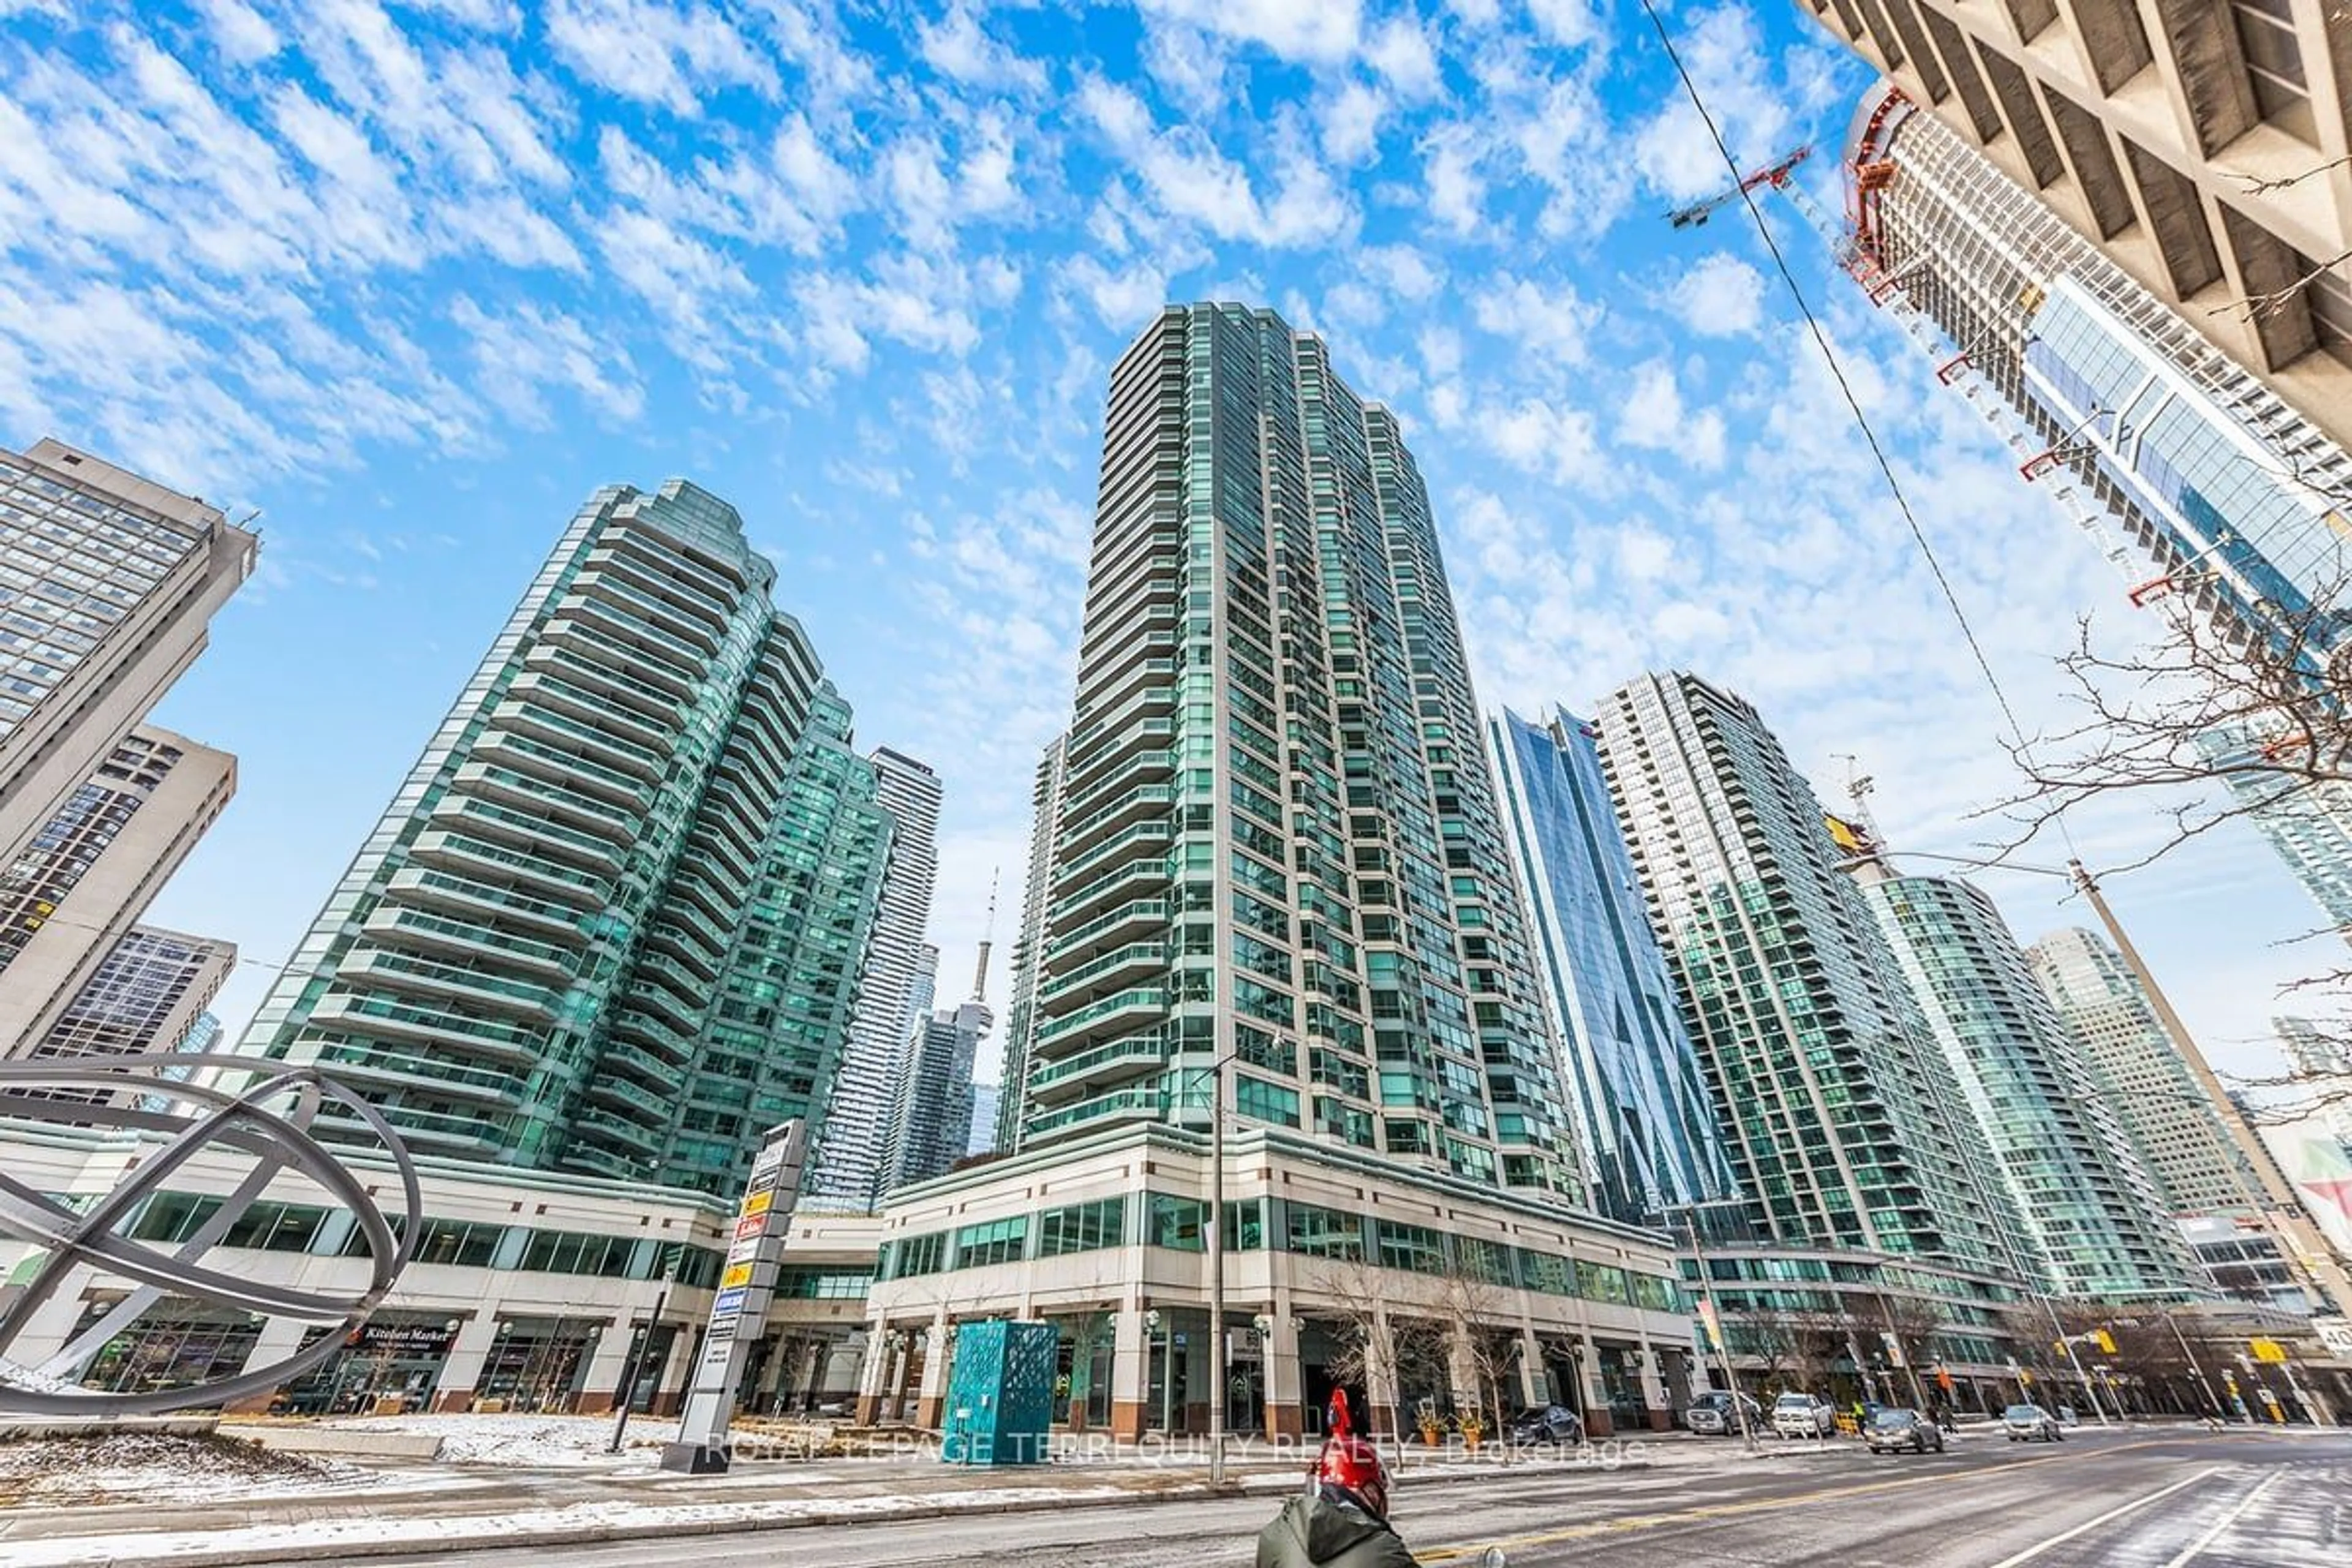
(1419, 1427, 1444, 1447)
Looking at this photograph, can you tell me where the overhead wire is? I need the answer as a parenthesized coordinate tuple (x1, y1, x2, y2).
(1634, 0, 2090, 869)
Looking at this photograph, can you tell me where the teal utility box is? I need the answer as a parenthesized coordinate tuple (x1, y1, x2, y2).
(940, 1319, 1059, 1466)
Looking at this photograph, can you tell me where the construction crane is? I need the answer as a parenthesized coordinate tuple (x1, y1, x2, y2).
(1665, 145, 1812, 229)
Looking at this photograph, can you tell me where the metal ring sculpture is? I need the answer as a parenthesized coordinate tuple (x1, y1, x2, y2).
(0, 1052, 420, 1415)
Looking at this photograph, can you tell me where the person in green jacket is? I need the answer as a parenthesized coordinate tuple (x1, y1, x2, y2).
(1256, 1393, 1416, 1568)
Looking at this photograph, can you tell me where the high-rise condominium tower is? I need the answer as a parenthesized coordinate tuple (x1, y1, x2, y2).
(30, 925, 234, 1063)
(993, 736, 1064, 1152)
(1593, 673, 2009, 1270)
(2027, 927, 2262, 1216)
(805, 748, 942, 1211)
(1801, 1, 2352, 447)
(0, 728, 234, 1060)
(0, 440, 254, 867)
(886, 996, 988, 1192)
(1488, 706, 1736, 1224)
(245, 480, 893, 1196)
(1844, 85, 2352, 931)
(1854, 861, 2201, 1299)
(1019, 304, 1574, 1193)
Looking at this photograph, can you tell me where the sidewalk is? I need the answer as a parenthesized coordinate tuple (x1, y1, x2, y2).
(0, 1423, 1731, 1568)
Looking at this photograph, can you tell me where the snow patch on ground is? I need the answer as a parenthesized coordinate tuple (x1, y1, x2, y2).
(322, 1412, 684, 1466)
(1, 1481, 1141, 1566)
(0, 1432, 371, 1508)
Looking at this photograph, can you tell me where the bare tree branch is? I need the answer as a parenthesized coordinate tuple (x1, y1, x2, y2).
(2226, 153, 2352, 198)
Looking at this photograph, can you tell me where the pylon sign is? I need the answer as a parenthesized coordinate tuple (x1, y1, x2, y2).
(661, 1120, 809, 1474)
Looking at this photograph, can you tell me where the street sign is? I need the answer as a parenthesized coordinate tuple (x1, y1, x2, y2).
(664, 1120, 809, 1475)
(1880, 1331, 1905, 1368)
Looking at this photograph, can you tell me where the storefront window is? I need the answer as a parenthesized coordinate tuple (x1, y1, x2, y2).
(476, 1316, 605, 1412)
(73, 1297, 263, 1398)
(1147, 1193, 1205, 1251)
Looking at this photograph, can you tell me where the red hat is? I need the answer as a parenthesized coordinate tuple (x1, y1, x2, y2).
(1314, 1434, 1390, 1521)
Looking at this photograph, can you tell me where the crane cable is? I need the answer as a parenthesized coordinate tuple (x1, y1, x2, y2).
(1635, 0, 2089, 868)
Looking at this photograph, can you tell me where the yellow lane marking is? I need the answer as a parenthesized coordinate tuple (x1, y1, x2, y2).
(1413, 1439, 2182, 1562)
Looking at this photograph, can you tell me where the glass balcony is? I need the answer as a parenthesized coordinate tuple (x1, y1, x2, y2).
(489, 698, 665, 780)
(1050, 855, 1172, 927)
(361, 906, 576, 977)
(343, 950, 560, 1018)
(311, 992, 547, 1061)
(1027, 1031, 1166, 1102)
(1055, 782, 1175, 858)
(1022, 1086, 1163, 1140)
(386, 867, 594, 937)
(1063, 716, 1177, 785)
(1056, 819, 1174, 884)
(1059, 748, 1177, 821)
(521, 643, 686, 726)
(1044, 897, 1169, 963)
(1034, 987, 1166, 1047)
(428, 796, 626, 875)
(472, 729, 649, 809)
(503, 674, 674, 752)
(409, 831, 612, 898)
(1039, 941, 1165, 1003)
(539, 615, 699, 698)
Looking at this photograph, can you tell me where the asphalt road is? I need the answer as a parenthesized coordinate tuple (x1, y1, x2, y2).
(361, 1425, 2352, 1567)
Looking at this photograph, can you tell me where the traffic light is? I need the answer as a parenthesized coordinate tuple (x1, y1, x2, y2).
(2094, 1329, 2117, 1355)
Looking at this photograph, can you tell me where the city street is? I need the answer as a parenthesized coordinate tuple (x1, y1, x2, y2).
(359, 1426, 2351, 1568)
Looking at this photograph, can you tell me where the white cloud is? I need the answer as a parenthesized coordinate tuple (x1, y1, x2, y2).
(1078, 77, 1355, 250)
(1483, 395, 1606, 488)
(449, 295, 645, 426)
(1133, 0, 1364, 64)
(1619, 359, 1727, 469)
(1362, 243, 1444, 300)
(1526, 0, 1601, 48)
(197, 0, 282, 63)
(1420, 124, 1485, 235)
(1318, 80, 1385, 165)
(915, 4, 1046, 94)
(1365, 17, 1441, 99)
(1139, 23, 1232, 116)
(1469, 274, 1598, 365)
(1667, 251, 1768, 337)
(546, 0, 777, 113)
(1057, 254, 1173, 332)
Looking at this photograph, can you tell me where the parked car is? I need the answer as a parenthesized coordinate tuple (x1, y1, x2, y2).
(1506, 1403, 1586, 1446)
(2002, 1403, 2064, 1442)
(1772, 1392, 1839, 1438)
(1865, 1407, 1947, 1455)
(1683, 1392, 1762, 1436)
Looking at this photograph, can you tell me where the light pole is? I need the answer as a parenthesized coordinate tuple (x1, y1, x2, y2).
(1174, 1049, 1242, 1487)
(2159, 1306, 2226, 1422)
(609, 1246, 680, 1454)
(1668, 1202, 1756, 1452)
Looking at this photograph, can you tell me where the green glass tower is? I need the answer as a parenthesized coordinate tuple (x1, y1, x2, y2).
(1855, 862, 2203, 1301)
(1593, 673, 2010, 1270)
(246, 481, 892, 1196)
(1019, 304, 1574, 1195)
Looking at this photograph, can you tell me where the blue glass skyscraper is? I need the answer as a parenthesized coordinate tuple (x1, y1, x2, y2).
(1488, 706, 1738, 1225)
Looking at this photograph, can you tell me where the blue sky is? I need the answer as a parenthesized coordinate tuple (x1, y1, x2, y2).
(0, 0, 2326, 1085)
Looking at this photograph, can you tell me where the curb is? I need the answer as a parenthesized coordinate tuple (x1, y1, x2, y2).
(34, 1450, 1683, 1567)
